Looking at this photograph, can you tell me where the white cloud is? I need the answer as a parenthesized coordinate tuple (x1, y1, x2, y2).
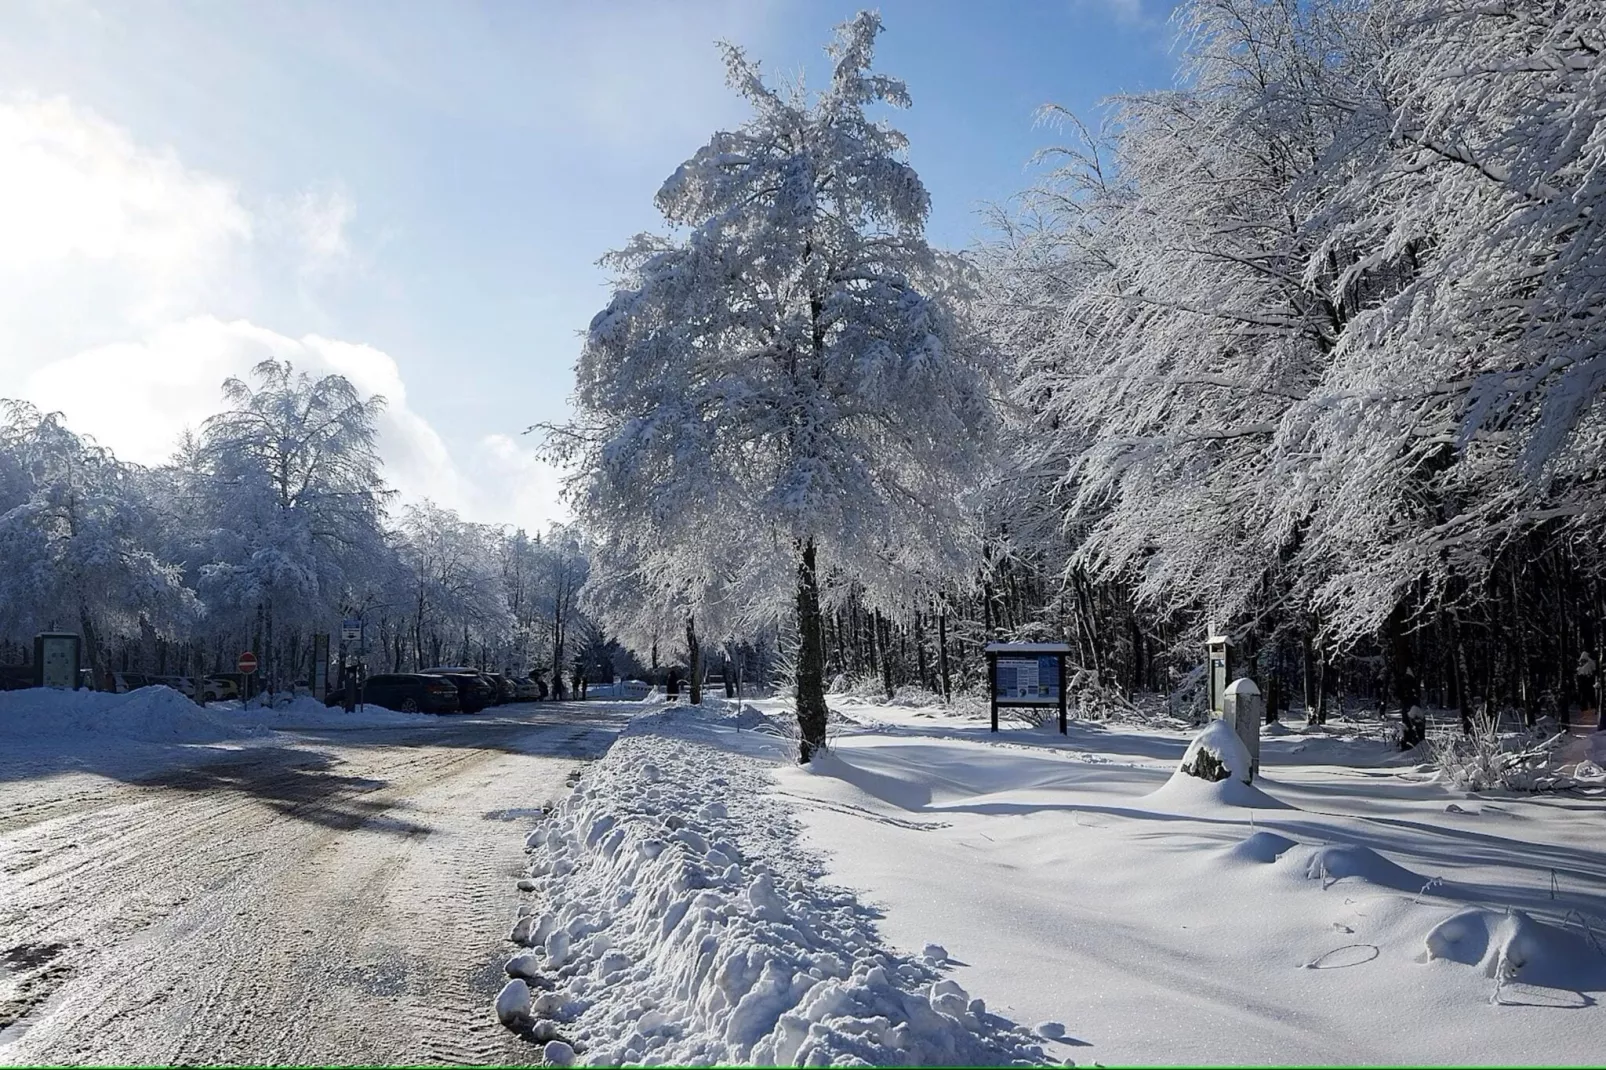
(1072, 0, 1150, 26)
(269, 184, 356, 280)
(0, 96, 564, 533)
(0, 95, 252, 366)
(24, 316, 570, 534)
(473, 433, 573, 534)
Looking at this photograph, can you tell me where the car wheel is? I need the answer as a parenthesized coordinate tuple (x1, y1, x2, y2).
(401, 697, 419, 713)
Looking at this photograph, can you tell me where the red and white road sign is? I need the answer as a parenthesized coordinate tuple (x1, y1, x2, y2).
(238, 651, 258, 675)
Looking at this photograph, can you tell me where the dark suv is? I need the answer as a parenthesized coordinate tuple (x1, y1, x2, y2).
(333, 673, 461, 713)
(421, 667, 499, 712)
(436, 674, 496, 712)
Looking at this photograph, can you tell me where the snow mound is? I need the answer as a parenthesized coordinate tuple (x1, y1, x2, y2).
(1224, 830, 1298, 864)
(498, 715, 1049, 1066)
(1422, 908, 1606, 993)
(1145, 720, 1288, 809)
(1282, 843, 1430, 893)
(0, 685, 259, 744)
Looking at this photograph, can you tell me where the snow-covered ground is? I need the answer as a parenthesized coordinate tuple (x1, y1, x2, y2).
(497, 703, 1051, 1066)
(505, 696, 1606, 1065)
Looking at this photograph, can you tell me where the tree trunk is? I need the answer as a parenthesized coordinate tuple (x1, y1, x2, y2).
(686, 615, 702, 706)
(1302, 631, 1318, 726)
(78, 603, 105, 687)
(876, 609, 893, 699)
(914, 610, 931, 692)
(938, 607, 951, 703)
(795, 540, 829, 763)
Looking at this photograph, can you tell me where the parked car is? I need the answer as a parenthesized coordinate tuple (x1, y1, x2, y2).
(343, 673, 461, 714)
(423, 661, 497, 703)
(153, 675, 198, 699)
(484, 672, 515, 705)
(111, 671, 155, 693)
(201, 676, 239, 702)
(421, 667, 498, 713)
(512, 676, 542, 701)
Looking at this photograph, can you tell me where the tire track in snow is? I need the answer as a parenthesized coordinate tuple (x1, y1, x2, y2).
(0, 712, 619, 1065)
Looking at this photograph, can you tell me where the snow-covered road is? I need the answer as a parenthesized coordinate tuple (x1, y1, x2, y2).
(0, 701, 629, 1066)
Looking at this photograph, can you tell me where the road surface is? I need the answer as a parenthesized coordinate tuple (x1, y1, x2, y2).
(0, 701, 627, 1066)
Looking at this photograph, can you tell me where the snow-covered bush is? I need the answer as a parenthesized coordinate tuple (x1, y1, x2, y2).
(1430, 715, 1576, 792)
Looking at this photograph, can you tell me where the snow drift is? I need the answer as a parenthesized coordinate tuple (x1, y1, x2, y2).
(495, 709, 1048, 1065)
(1146, 718, 1288, 809)
(0, 685, 259, 743)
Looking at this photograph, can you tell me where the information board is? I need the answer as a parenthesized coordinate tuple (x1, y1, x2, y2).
(985, 642, 1072, 735)
(995, 656, 1060, 704)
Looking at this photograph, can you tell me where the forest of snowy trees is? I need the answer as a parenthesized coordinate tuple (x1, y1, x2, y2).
(0, 362, 610, 693)
(559, 0, 1606, 754)
(5, 0, 1601, 746)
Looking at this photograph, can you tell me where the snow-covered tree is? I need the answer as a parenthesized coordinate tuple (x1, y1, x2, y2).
(0, 402, 197, 676)
(553, 11, 995, 760)
(184, 359, 391, 687)
(396, 501, 511, 669)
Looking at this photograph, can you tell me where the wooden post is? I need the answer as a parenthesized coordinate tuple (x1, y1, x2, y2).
(1058, 651, 1068, 735)
(988, 650, 999, 733)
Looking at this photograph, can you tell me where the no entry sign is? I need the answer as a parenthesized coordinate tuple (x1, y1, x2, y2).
(238, 651, 258, 675)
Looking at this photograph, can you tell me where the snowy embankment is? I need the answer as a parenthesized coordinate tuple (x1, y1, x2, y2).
(0, 686, 443, 780)
(0, 685, 260, 744)
(771, 701, 1606, 1065)
(495, 703, 1050, 1067)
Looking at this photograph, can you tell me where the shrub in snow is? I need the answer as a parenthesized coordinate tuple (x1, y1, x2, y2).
(1429, 715, 1577, 792)
(497, 710, 1049, 1065)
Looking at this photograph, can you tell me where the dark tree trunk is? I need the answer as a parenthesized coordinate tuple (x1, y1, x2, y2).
(78, 603, 105, 686)
(686, 616, 702, 705)
(914, 610, 931, 692)
(876, 609, 893, 699)
(795, 540, 829, 763)
(938, 607, 951, 703)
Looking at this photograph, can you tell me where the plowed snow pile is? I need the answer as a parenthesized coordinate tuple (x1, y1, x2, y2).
(0, 685, 258, 743)
(494, 708, 1048, 1066)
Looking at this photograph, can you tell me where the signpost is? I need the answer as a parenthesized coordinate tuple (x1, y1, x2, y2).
(238, 650, 258, 705)
(985, 642, 1072, 734)
(341, 618, 362, 644)
(1207, 634, 1232, 718)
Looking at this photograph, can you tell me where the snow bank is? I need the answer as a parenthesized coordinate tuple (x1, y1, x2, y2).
(496, 709, 1049, 1066)
(1145, 719, 1288, 809)
(0, 685, 259, 744)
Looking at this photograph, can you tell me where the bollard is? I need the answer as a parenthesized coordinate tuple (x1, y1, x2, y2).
(1222, 678, 1263, 782)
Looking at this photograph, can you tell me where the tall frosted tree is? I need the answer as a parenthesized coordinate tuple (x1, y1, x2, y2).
(553, 11, 993, 761)
(186, 359, 391, 687)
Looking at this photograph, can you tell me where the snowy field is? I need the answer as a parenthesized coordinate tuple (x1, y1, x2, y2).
(504, 697, 1606, 1065)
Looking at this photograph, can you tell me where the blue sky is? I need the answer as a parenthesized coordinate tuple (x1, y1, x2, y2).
(0, 0, 1176, 532)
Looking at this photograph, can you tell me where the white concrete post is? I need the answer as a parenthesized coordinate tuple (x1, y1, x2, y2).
(1222, 678, 1263, 782)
